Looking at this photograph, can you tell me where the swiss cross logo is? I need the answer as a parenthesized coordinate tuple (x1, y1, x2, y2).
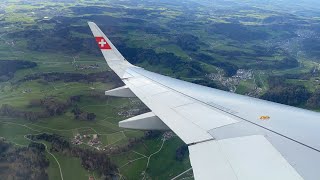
(95, 37, 111, 50)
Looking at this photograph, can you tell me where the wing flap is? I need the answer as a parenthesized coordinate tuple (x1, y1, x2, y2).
(189, 135, 303, 180)
(174, 103, 238, 131)
(124, 77, 214, 144)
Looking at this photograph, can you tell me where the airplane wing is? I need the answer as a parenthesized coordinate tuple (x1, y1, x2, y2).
(88, 22, 320, 180)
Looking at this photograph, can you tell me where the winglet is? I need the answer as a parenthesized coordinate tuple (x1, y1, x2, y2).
(88, 22, 133, 77)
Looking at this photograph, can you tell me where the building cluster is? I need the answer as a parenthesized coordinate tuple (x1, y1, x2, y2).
(118, 99, 149, 118)
(233, 69, 253, 80)
(71, 133, 101, 148)
(162, 132, 175, 141)
(71, 133, 83, 145)
(22, 88, 32, 93)
(246, 87, 264, 97)
(207, 69, 254, 92)
(74, 64, 100, 70)
(118, 108, 142, 118)
(88, 134, 101, 146)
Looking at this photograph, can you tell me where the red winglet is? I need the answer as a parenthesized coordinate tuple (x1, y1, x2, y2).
(95, 37, 111, 50)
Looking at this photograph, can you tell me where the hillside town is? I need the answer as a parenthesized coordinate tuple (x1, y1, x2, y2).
(207, 68, 254, 92)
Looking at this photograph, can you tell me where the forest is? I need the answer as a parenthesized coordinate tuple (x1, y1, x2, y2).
(120, 46, 206, 77)
(0, 140, 49, 180)
(209, 23, 271, 42)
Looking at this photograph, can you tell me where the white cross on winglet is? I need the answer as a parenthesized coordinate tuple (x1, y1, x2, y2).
(99, 39, 107, 47)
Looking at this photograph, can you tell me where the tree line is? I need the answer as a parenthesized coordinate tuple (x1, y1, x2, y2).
(0, 60, 37, 82)
(175, 144, 188, 161)
(0, 104, 48, 121)
(71, 105, 96, 121)
(261, 76, 320, 109)
(0, 95, 96, 121)
(0, 97, 69, 121)
(19, 71, 123, 86)
(245, 57, 299, 70)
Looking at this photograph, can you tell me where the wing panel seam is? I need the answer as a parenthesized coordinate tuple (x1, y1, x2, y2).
(128, 68, 320, 152)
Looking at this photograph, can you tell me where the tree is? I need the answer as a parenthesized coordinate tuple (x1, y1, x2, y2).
(69, 95, 81, 104)
(71, 106, 82, 118)
(0, 139, 10, 153)
(87, 113, 96, 121)
(176, 144, 188, 161)
(28, 142, 46, 152)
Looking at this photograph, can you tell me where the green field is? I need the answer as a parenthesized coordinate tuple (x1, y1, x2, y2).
(0, 21, 188, 179)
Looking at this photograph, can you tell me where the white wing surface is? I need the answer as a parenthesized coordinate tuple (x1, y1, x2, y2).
(88, 22, 320, 180)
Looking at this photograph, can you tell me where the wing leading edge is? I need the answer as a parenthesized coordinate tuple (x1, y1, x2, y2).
(88, 22, 320, 180)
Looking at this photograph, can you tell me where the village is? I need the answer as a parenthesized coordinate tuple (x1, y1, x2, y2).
(71, 133, 103, 150)
(71, 131, 175, 152)
(207, 68, 254, 92)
